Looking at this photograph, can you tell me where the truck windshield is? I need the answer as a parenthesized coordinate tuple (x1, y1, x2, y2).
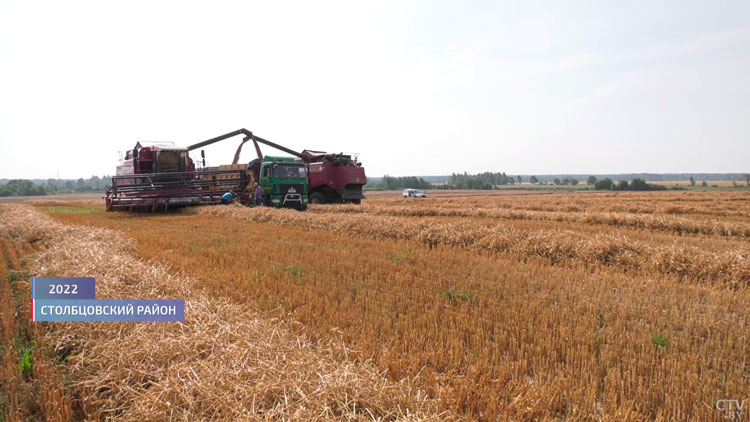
(273, 165, 307, 178)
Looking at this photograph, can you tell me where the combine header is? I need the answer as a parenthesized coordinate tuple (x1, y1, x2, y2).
(105, 129, 366, 211)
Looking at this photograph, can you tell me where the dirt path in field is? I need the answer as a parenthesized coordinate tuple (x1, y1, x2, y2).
(0, 204, 448, 421)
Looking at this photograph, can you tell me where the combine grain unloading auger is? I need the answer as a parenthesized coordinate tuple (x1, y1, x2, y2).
(105, 128, 366, 211)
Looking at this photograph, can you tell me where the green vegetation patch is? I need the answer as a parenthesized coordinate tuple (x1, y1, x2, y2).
(279, 265, 305, 281)
(387, 255, 409, 264)
(17, 340, 35, 378)
(5, 270, 31, 283)
(387, 249, 412, 264)
(439, 289, 475, 305)
(214, 236, 234, 245)
(42, 207, 102, 214)
(652, 333, 669, 349)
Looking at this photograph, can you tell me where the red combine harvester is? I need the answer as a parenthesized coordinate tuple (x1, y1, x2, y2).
(105, 128, 366, 211)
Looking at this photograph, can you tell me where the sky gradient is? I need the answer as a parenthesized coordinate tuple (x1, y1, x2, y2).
(1, 0, 748, 179)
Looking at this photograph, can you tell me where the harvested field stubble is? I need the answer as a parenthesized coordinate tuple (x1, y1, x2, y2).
(0, 204, 446, 421)
(0, 234, 72, 421)
(201, 205, 750, 287)
(316, 203, 750, 238)
(36, 194, 750, 421)
(369, 190, 750, 218)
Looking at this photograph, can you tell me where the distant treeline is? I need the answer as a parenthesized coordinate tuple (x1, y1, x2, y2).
(593, 178, 666, 191)
(366, 175, 433, 191)
(525, 173, 750, 184)
(0, 176, 110, 197)
(367, 172, 750, 191)
(441, 172, 520, 189)
(367, 172, 522, 190)
(372, 173, 750, 185)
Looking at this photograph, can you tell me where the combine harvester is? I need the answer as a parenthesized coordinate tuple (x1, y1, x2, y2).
(105, 128, 366, 211)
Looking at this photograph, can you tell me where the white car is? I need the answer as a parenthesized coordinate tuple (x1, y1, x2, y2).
(403, 189, 427, 198)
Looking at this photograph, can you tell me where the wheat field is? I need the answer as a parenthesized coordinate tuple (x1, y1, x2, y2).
(2, 190, 750, 421)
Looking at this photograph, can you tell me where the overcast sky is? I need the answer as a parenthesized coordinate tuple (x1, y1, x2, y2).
(1, 0, 748, 179)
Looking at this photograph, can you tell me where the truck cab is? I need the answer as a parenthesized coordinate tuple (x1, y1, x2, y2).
(259, 156, 309, 210)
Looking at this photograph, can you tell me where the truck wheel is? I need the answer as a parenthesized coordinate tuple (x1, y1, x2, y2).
(309, 192, 326, 204)
(349, 199, 361, 205)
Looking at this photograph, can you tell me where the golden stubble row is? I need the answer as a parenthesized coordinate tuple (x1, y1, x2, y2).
(370, 190, 750, 218)
(314, 203, 750, 238)
(201, 205, 750, 287)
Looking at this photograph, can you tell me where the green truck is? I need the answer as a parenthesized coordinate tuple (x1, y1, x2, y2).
(258, 156, 309, 210)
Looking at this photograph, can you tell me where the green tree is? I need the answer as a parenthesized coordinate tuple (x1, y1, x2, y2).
(90, 175, 102, 190)
(587, 176, 597, 186)
(553, 178, 561, 185)
(447, 172, 513, 189)
(378, 175, 431, 190)
(529, 175, 538, 184)
(630, 178, 648, 190)
(745, 174, 750, 187)
(689, 176, 695, 186)
(0, 180, 46, 197)
(570, 178, 579, 186)
(594, 178, 613, 190)
(701, 180, 708, 187)
(45, 182, 58, 194)
(516, 175, 522, 184)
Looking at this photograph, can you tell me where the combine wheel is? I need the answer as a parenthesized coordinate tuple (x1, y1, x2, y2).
(309, 192, 325, 204)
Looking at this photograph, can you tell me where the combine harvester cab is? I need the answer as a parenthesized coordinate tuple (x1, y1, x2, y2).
(115, 141, 193, 183)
